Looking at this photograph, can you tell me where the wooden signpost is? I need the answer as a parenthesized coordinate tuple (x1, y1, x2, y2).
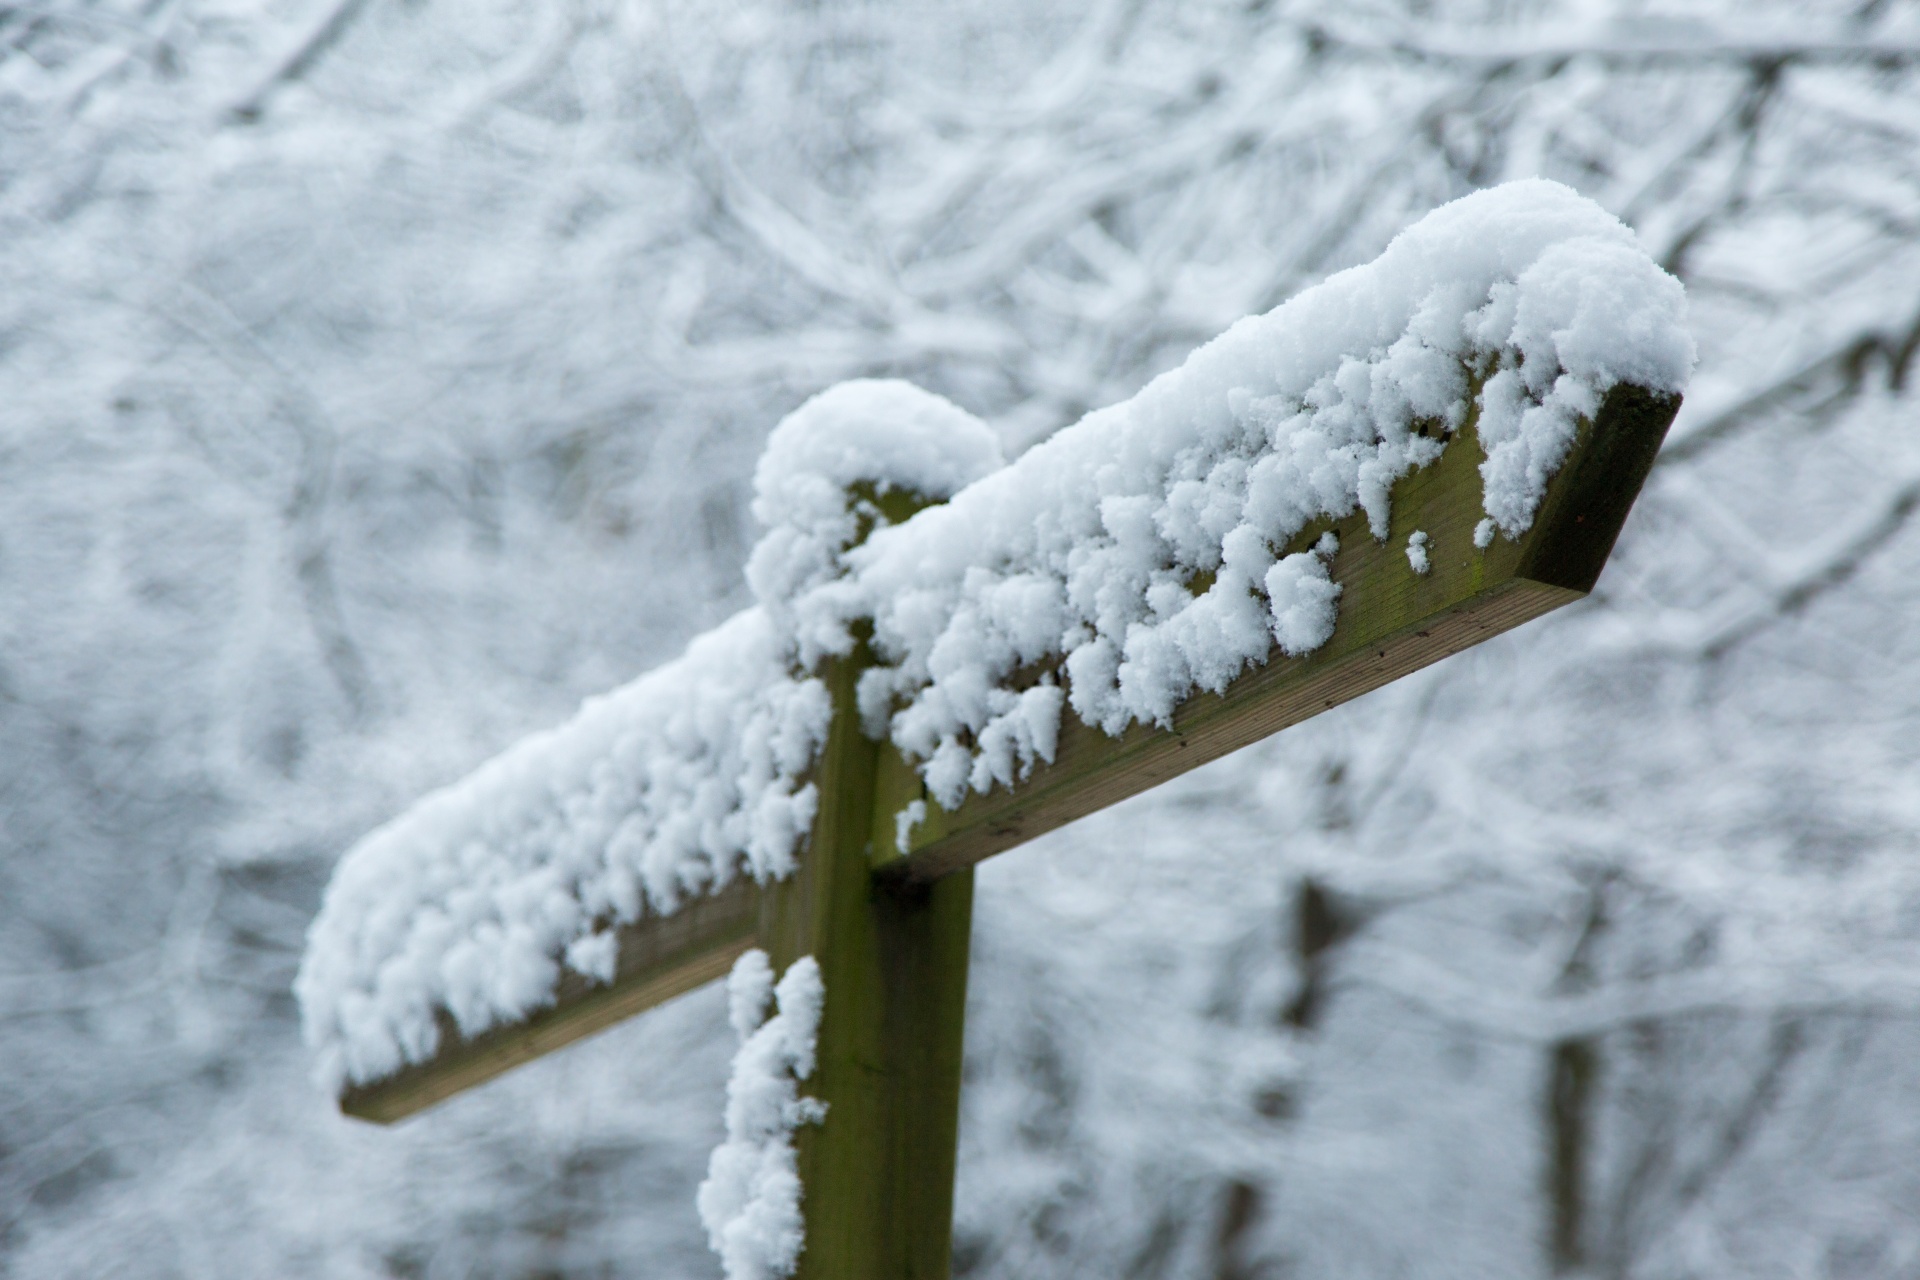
(337, 382, 1680, 1279)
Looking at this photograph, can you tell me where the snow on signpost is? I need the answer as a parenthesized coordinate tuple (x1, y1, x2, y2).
(296, 180, 1692, 1280)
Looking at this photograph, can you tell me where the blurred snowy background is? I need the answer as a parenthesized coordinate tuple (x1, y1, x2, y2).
(5, 0, 1920, 1275)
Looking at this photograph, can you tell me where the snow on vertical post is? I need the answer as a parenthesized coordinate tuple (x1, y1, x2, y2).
(751, 381, 994, 1280)
(699, 950, 828, 1280)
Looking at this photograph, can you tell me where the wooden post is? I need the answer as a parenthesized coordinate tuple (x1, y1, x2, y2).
(752, 480, 975, 1279)
(758, 650, 975, 1280)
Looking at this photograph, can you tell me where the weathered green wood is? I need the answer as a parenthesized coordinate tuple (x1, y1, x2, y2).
(758, 652, 974, 1280)
(871, 383, 1679, 884)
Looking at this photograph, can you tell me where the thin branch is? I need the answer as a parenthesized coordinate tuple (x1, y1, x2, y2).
(1312, 21, 1920, 71)
(1698, 474, 1920, 659)
(1659, 311, 1920, 464)
(226, 0, 373, 123)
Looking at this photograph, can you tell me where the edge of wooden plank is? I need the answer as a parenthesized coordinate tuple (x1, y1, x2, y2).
(1515, 383, 1679, 594)
(872, 382, 1680, 883)
(340, 877, 761, 1124)
(873, 578, 1577, 885)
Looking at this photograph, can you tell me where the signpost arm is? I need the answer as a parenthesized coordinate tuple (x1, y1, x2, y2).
(332, 383, 1680, 1130)
(873, 383, 1680, 884)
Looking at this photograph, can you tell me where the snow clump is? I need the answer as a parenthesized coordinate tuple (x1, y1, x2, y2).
(697, 950, 828, 1280)
(747, 379, 1005, 665)
(1407, 530, 1431, 575)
